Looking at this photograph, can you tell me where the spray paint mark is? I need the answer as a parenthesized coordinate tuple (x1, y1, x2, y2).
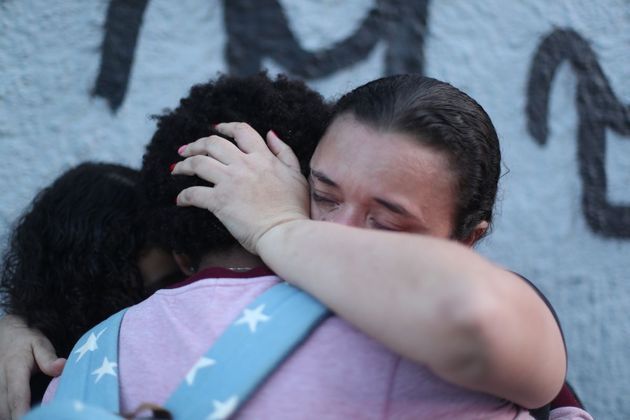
(526, 29, 630, 238)
(92, 0, 429, 111)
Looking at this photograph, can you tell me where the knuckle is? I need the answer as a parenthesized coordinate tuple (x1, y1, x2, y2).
(189, 156, 204, 171)
(182, 189, 194, 202)
(202, 137, 214, 150)
(235, 122, 249, 133)
(185, 189, 203, 204)
(189, 189, 202, 201)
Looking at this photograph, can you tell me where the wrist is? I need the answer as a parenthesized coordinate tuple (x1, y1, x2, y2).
(255, 217, 308, 260)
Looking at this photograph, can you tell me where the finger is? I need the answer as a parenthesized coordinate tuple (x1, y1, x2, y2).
(179, 135, 242, 165)
(40, 358, 65, 379)
(215, 122, 269, 154)
(5, 357, 30, 419)
(171, 155, 226, 184)
(266, 130, 301, 172)
(32, 336, 63, 377)
(176, 186, 216, 211)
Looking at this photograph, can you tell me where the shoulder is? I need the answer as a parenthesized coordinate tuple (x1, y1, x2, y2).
(511, 271, 566, 349)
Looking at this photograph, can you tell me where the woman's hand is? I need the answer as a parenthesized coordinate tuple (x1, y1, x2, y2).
(173, 122, 310, 254)
(0, 315, 65, 419)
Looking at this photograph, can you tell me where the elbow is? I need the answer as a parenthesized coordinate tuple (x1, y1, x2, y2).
(437, 286, 566, 409)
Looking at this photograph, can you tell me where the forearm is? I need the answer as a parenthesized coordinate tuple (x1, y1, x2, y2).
(259, 220, 493, 358)
(257, 219, 566, 407)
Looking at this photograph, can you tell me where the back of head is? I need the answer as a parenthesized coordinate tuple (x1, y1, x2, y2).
(141, 73, 331, 261)
(0, 162, 145, 356)
(332, 74, 501, 242)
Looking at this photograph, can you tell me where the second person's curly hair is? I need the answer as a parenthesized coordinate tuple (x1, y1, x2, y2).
(0, 163, 146, 356)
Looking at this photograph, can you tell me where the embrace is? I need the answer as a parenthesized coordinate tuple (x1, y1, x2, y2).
(1, 73, 590, 419)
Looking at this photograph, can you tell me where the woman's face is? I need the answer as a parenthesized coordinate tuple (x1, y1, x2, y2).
(309, 114, 457, 238)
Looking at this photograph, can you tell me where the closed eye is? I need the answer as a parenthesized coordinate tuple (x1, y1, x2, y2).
(311, 191, 338, 205)
(370, 219, 400, 231)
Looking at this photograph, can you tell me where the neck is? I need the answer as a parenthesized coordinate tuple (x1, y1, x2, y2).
(197, 246, 264, 272)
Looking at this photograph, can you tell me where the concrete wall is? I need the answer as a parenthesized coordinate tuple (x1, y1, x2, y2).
(1, 0, 628, 417)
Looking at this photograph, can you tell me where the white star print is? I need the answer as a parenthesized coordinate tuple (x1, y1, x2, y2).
(74, 328, 107, 363)
(207, 395, 239, 420)
(91, 356, 117, 383)
(186, 356, 216, 385)
(234, 304, 271, 333)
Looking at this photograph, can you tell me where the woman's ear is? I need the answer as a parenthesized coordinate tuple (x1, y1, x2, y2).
(462, 220, 489, 247)
(172, 251, 197, 276)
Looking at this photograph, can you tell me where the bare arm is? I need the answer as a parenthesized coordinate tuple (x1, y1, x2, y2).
(173, 122, 566, 408)
(257, 219, 566, 408)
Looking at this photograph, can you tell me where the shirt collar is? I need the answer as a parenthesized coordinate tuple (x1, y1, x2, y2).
(166, 266, 275, 289)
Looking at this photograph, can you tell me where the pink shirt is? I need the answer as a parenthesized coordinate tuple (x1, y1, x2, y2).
(47, 267, 536, 418)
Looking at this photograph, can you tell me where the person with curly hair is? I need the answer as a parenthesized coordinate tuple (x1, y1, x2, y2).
(0, 162, 181, 415)
(26, 73, 333, 417)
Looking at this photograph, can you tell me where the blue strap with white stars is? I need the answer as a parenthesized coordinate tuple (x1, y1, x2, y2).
(24, 283, 329, 420)
(56, 308, 127, 408)
(164, 282, 330, 419)
(24, 308, 127, 419)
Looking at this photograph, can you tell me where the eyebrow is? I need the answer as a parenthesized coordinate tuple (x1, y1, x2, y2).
(373, 198, 412, 217)
(310, 170, 338, 188)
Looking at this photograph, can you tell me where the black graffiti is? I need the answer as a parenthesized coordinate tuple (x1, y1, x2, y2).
(225, 0, 428, 78)
(526, 29, 630, 238)
(93, 0, 149, 111)
(93, 0, 428, 111)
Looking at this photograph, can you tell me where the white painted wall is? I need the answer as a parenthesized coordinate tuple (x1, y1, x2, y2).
(1, 1, 628, 417)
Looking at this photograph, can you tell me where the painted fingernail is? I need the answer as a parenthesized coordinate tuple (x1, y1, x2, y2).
(178, 145, 187, 155)
(269, 129, 277, 137)
(169, 163, 176, 173)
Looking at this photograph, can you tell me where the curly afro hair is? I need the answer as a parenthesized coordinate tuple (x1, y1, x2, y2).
(141, 73, 331, 260)
(0, 163, 146, 356)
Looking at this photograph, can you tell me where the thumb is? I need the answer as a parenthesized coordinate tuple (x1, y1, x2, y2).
(177, 186, 217, 212)
(266, 130, 301, 172)
(33, 339, 65, 377)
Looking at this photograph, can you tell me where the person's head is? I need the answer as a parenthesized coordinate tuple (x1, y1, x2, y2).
(0, 163, 177, 356)
(141, 73, 331, 272)
(310, 74, 501, 245)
